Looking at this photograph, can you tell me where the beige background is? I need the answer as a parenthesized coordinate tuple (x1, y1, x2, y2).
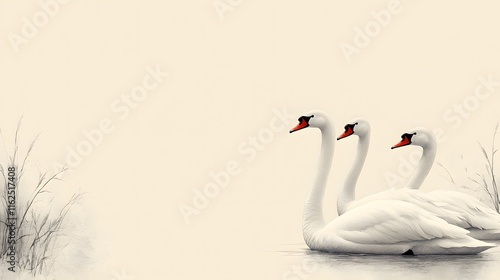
(1, 0, 500, 279)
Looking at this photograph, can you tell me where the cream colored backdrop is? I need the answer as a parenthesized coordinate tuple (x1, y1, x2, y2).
(1, 0, 500, 279)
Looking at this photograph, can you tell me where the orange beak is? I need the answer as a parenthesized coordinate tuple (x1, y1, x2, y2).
(391, 137, 411, 149)
(290, 119, 309, 133)
(337, 127, 354, 140)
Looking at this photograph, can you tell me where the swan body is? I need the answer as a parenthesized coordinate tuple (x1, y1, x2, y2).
(290, 112, 494, 254)
(392, 127, 500, 239)
(309, 199, 492, 255)
(336, 120, 451, 217)
(335, 119, 434, 216)
(337, 119, 500, 239)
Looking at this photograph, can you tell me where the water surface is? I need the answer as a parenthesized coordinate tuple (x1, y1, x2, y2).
(275, 243, 500, 279)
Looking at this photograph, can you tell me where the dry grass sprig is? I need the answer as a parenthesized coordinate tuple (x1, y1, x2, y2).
(0, 120, 82, 276)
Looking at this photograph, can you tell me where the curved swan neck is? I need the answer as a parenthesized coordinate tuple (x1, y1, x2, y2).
(302, 123, 334, 242)
(406, 143, 436, 190)
(337, 132, 370, 215)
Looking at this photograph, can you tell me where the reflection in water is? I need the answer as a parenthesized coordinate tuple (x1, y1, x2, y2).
(278, 243, 500, 279)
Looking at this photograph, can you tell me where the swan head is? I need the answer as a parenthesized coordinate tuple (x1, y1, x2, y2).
(289, 111, 330, 133)
(391, 127, 436, 149)
(337, 118, 370, 140)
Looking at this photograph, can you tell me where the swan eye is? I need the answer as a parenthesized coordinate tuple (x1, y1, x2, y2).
(346, 123, 356, 130)
(299, 115, 313, 124)
(401, 133, 415, 142)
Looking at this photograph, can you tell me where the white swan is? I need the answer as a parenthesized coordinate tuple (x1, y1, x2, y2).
(337, 120, 500, 239)
(335, 119, 370, 215)
(392, 128, 500, 240)
(335, 119, 442, 216)
(289, 111, 494, 254)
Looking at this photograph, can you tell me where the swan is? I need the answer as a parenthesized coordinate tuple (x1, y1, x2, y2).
(289, 111, 494, 254)
(337, 120, 500, 239)
(335, 118, 370, 215)
(335, 119, 447, 217)
(392, 127, 500, 240)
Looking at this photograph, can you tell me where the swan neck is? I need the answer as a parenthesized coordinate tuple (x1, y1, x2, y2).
(406, 143, 436, 190)
(337, 133, 369, 215)
(302, 124, 334, 243)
